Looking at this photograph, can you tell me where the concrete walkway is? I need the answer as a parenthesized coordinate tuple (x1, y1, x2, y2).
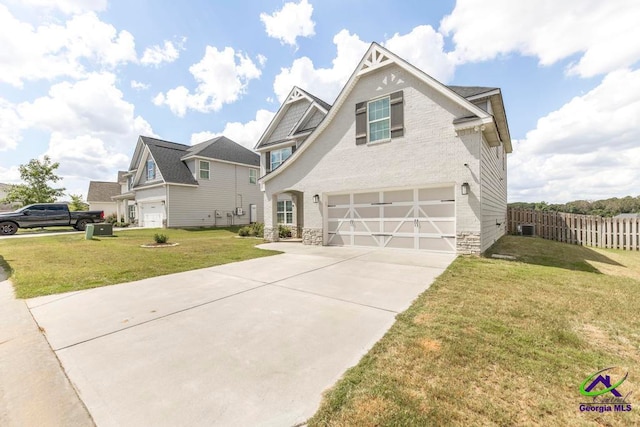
(0, 275, 94, 426)
(26, 244, 455, 426)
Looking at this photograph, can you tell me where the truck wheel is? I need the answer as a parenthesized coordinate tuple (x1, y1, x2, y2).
(76, 219, 90, 231)
(0, 222, 17, 236)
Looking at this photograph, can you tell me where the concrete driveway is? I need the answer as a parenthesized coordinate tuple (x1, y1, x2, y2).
(28, 243, 455, 426)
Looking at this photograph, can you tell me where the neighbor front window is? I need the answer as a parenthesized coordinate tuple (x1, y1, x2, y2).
(368, 97, 390, 142)
(277, 200, 293, 224)
(147, 160, 156, 180)
(199, 160, 210, 180)
(249, 168, 257, 184)
(270, 147, 292, 170)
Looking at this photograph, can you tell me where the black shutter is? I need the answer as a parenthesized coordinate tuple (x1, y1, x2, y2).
(291, 145, 297, 153)
(265, 151, 271, 172)
(355, 101, 367, 145)
(390, 90, 404, 138)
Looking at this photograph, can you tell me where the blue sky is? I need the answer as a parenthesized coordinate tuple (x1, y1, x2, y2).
(1, 0, 639, 203)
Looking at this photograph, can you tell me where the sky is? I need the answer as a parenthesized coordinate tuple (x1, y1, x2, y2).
(1, 0, 639, 204)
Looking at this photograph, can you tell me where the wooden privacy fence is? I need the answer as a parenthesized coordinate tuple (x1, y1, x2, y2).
(507, 208, 640, 250)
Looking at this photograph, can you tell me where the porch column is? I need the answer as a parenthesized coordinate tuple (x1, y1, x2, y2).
(115, 201, 121, 223)
(122, 200, 128, 223)
(263, 194, 279, 242)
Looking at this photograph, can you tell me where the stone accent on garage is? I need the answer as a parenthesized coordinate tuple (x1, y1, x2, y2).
(456, 231, 481, 254)
(290, 226, 300, 239)
(264, 226, 279, 242)
(302, 228, 323, 246)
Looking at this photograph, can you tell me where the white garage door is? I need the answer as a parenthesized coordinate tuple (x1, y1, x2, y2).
(327, 187, 456, 252)
(140, 202, 165, 228)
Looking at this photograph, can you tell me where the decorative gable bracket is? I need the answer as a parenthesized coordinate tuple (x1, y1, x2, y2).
(357, 45, 392, 76)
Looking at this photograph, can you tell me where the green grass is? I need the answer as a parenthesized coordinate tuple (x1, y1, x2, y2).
(308, 236, 640, 426)
(0, 227, 280, 298)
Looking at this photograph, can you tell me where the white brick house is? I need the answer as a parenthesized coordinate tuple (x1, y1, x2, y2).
(256, 43, 512, 254)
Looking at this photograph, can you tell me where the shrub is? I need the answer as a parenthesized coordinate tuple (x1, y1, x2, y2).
(249, 222, 264, 237)
(104, 213, 118, 224)
(238, 226, 250, 237)
(278, 224, 292, 238)
(153, 233, 169, 244)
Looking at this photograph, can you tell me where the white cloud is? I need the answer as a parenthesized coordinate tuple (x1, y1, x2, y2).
(0, 99, 24, 151)
(141, 39, 184, 67)
(190, 109, 275, 150)
(154, 46, 263, 116)
(131, 80, 149, 90)
(508, 68, 640, 202)
(273, 27, 457, 103)
(0, 6, 136, 86)
(20, 0, 108, 14)
(260, 0, 315, 47)
(0, 165, 20, 183)
(440, 0, 640, 77)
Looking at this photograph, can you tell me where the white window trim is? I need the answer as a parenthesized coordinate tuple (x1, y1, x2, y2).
(277, 200, 293, 225)
(146, 160, 156, 181)
(271, 147, 293, 171)
(199, 160, 210, 180)
(367, 96, 391, 144)
(249, 168, 257, 184)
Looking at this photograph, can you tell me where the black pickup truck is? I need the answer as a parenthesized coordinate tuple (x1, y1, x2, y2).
(0, 203, 104, 235)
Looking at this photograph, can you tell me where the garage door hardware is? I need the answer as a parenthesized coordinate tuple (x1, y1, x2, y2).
(370, 202, 392, 205)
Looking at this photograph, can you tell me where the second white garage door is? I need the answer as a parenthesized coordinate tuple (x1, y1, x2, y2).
(140, 202, 165, 228)
(327, 187, 456, 252)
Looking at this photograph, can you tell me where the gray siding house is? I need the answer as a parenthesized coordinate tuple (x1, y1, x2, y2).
(257, 43, 512, 254)
(123, 136, 263, 228)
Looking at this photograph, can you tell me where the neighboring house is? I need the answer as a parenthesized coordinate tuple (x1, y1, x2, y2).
(87, 178, 122, 218)
(124, 135, 262, 228)
(614, 213, 640, 219)
(257, 43, 512, 254)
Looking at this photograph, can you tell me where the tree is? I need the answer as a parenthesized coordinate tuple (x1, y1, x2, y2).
(68, 194, 89, 211)
(2, 156, 65, 206)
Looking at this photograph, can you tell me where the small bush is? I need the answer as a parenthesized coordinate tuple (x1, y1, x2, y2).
(104, 213, 118, 224)
(115, 222, 130, 228)
(238, 226, 250, 237)
(249, 222, 264, 237)
(278, 224, 292, 238)
(153, 233, 169, 244)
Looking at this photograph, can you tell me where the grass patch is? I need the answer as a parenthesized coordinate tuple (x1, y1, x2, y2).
(309, 236, 640, 426)
(0, 227, 280, 298)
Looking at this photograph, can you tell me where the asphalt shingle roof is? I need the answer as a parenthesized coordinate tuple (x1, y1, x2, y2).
(87, 181, 121, 202)
(448, 86, 498, 99)
(298, 87, 332, 111)
(139, 135, 259, 186)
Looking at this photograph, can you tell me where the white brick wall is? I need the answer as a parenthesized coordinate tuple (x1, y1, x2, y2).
(263, 64, 498, 252)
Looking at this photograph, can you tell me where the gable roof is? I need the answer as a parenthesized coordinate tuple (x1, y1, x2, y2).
(183, 136, 259, 167)
(140, 136, 199, 186)
(87, 181, 121, 202)
(254, 86, 331, 151)
(262, 42, 511, 183)
(448, 86, 498, 99)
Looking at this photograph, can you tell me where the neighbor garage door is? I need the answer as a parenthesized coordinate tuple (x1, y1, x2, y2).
(327, 187, 456, 252)
(140, 202, 165, 228)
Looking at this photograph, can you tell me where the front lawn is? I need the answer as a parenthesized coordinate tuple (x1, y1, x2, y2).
(0, 228, 279, 298)
(309, 236, 640, 426)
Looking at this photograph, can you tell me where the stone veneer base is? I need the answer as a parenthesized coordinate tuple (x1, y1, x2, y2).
(456, 231, 481, 254)
(302, 228, 323, 246)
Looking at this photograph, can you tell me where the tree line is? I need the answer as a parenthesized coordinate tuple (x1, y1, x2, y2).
(509, 197, 640, 217)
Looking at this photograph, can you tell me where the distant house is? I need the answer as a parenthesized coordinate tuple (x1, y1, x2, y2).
(87, 177, 122, 218)
(122, 135, 263, 228)
(257, 43, 512, 254)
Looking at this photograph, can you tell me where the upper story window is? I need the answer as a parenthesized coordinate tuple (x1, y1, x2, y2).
(270, 147, 293, 171)
(368, 97, 390, 142)
(199, 160, 210, 180)
(249, 168, 257, 184)
(147, 160, 156, 180)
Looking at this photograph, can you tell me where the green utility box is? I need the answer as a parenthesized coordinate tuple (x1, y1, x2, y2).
(85, 224, 94, 240)
(93, 223, 114, 236)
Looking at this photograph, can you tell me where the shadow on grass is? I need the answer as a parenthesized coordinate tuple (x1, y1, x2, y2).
(179, 226, 242, 233)
(486, 235, 623, 273)
(0, 255, 14, 281)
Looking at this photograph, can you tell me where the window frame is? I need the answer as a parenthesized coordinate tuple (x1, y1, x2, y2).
(249, 168, 257, 184)
(270, 147, 293, 170)
(367, 96, 391, 143)
(199, 160, 210, 180)
(146, 159, 156, 181)
(276, 200, 293, 224)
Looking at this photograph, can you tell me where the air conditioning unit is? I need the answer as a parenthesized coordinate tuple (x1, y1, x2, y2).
(235, 207, 244, 215)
